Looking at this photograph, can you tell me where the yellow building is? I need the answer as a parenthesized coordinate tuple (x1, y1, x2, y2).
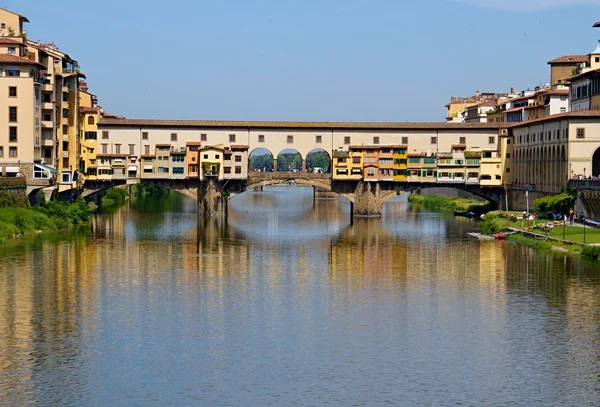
(199, 145, 224, 180)
(332, 150, 352, 179)
(393, 146, 408, 182)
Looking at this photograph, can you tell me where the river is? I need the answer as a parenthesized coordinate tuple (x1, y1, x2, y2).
(0, 187, 599, 406)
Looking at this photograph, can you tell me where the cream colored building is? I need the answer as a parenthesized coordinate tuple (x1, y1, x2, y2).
(511, 111, 600, 192)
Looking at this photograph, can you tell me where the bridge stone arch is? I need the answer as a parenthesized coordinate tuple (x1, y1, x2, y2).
(249, 147, 275, 173)
(306, 148, 332, 173)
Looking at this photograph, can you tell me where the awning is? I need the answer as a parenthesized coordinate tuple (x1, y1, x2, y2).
(34, 163, 58, 174)
(143, 165, 154, 170)
(6, 166, 20, 173)
(128, 166, 138, 171)
(0, 167, 2, 173)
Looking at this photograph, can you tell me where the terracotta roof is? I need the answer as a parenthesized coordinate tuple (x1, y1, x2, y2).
(230, 144, 249, 149)
(170, 151, 186, 155)
(200, 145, 224, 151)
(0, 53, 45, 68)
(79, 106, 99, 113)
(408, 152, 424, 157)
(185, 141, 202, 145)
(0, 7, 29, 22)
(349, 144, 403, 149)
(546, 89, 569, 96)
(141, 155, 155, 158)
(98, 118, 504, 130)
(547, 55, 588, 64)
(452, 144, 466, 149)
(508, 110, 600, 128)
(155, 144, 171, 147)
(0, 38, 24, 46)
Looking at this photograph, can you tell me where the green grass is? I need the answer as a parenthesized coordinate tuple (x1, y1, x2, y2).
(507, 234, 582, 255)
(408, 194, 489, 212)
(546, 225, 600, 244)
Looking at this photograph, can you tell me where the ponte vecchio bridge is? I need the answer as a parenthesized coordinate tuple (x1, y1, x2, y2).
(72, 119, 511, 217)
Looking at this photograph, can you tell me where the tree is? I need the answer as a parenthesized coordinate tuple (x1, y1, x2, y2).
(534, 193, 575, 216)
(306, 150, 330, 171)
(7, 26, 16, 36)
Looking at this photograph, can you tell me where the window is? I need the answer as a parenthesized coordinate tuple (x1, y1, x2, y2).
(215, 155, 220, 159)
(506, 153, 511, 158)
(144, 145, 150, 155)
(367, 169, 375, 176)
(142, 132, 148, 140)
(596, 57, 600, 63)
(63, 92, 69, 102)
(203, 154, 208, 159)
(201, 133, 207, 141)
(8, 47, 16, 54)
(6, 66, 19, 76)
(373, 136, 380, 144)
(63, 125, 68, 135)
(9, 147, 17, 157)
(115, 144, 121, 154)
(459, 137, 466, 144)
(431, 137, 437, 144)
(173, 167, 185, 175)
(9, 127, 17, 142)
(235, 155, 242, 162)
(88, 116, 95, 125)
(409, 157, 421, 164)
(9, 107, 17, 122)
(287, 135, 294, 143)
(352, 157, 361, 164)
(488, 137, 495, 144)
(229, 134, 236, 142)
(576, 128, 585, 139)
(344, 136, 351, 145)
(0, 146, 3, 157)
(0, 23, 4, 29)
(258, 135, 265, 143)
(506, 168, 511, 173)
(560, 107, 566, 113)
(62, 109, 68, 119)
(129, 144, 135, 155)
(507, 139, 511, 144)
(171, 133, 177, 142)
(316, 135, 322, 143)
(402, 137, 408, 145)
(224, 167, 231, 174)
(102, 144, 108, 154)
(9, 87, 16, 97)
(172, 155, 185, 162)
(235, 166, 242, 174)
(102, 131, 109, 139)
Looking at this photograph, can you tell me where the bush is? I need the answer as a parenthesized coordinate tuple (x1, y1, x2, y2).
(132, 184, 171, 197)
(479, 219, 501, 235)
(534, 193, 575, 216)
(582, 246, 600, 261)
(34, 197, 90, 225)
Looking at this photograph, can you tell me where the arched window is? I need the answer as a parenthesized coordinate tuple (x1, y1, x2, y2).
(88, 116, 95, 125)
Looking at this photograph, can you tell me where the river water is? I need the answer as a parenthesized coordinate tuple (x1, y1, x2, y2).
(0, 187, 599, 406)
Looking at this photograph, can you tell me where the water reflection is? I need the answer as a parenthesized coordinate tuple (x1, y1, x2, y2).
(0, 187, 598, 405)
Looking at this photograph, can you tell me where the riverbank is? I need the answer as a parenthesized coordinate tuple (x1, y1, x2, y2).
(0, 198, 90, 242)
(408, 193, 489, 213)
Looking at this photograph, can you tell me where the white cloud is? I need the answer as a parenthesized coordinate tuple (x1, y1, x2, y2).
(457, 0, 600, 11)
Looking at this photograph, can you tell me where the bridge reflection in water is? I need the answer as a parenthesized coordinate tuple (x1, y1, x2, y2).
(0, 187, 599, 405)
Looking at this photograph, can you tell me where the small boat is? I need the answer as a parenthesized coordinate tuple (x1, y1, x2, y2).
(466, 232, 495, 240)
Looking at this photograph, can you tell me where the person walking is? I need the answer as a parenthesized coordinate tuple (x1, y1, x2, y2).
(569, 209, 574, 225)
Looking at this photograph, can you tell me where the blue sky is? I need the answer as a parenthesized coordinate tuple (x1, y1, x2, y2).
(7, 0, 600, 121)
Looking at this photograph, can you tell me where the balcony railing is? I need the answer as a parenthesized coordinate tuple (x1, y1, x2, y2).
(569, 180, 600, 190)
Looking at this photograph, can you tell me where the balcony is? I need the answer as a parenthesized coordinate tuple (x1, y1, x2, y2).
(42, 83, 53, 92)
(41, 102, 54, 110)
(41, 137, 54, 147)
(62, 134, 70, 142)
(41, 120, 53, 128)
(62, 151, 69, 158)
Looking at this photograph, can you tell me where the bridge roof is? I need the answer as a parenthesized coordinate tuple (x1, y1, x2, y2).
(98, 118, 504, 130)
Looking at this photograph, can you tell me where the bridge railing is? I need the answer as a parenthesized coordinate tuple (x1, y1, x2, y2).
(568, 180, 600, 191)
(248, 172, 331, 181)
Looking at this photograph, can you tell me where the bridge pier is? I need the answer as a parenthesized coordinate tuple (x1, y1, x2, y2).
(198, 178, 227, 216)
(353, 181, 385, 217)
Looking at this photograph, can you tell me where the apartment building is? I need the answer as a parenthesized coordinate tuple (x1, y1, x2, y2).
(0, 7, 84, 189)
(548, 55, 589, 86)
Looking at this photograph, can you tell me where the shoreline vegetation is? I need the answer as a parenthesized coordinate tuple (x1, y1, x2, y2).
(408, 193, 600, 263)
(407, 194, 489, 213)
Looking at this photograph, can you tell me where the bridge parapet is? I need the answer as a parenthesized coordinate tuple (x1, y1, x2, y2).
(569, 180, 600, 191)
(248, 172, 330, 181)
